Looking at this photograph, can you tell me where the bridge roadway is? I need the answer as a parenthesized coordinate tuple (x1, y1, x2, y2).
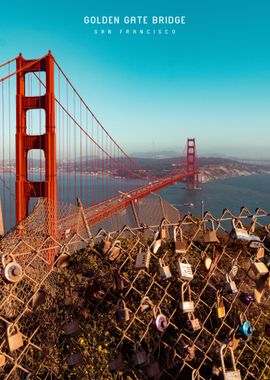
(58, 172, 197, 235)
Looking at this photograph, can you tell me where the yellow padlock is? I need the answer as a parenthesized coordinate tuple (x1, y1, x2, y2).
(216, 292, 225, 319)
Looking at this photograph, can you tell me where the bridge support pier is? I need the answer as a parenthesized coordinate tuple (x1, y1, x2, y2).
(186, 138, 197, 190)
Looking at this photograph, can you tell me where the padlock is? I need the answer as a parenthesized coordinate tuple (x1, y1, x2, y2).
(174, 226, 186, 254)
(187, 312, 201, 332)
(251, 260, 269, 277)
(2, 255, 23, 283)
(116, 299, 130, 322)
(108, 350, 124, 372)
(216, 292, 226, 318)
(177, 258, 193, 281)
(256, 247, 265, 259)
(67, 352, 84, 367)
(146, 355, 160, 379)
(135, 248, 151, 269)
(102, 234, 111, 254)
(203, 220, 219, 243)
(158, 258, 172, 280)
(108, 240, 121, 261)
(133, 343, 148, 368)
(114, 270, 124, 291)
(0, 354, 6, 367)
(183, 342, 195, 361)
(239, 313, 253, 338)
(152, 306, 168, 333)
(63, 319, 80, 336)
(227, 330, 240, 351)
(140, 296, 153, 313)
(226, 274, 238, 294)
(30, 287, 46, 310)
(179, 282, 194, 313)
(7, 324, 24, 352)
(159, 220, 168, 239)
(229, 260, 239, 278)
(231, 219, 250, 241)
(220, 344, 242, 380)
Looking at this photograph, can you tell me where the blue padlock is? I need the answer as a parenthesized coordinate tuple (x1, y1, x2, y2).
(239, 315, 253, 338)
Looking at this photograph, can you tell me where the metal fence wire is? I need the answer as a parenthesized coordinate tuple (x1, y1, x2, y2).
(0, 198, 270, 380)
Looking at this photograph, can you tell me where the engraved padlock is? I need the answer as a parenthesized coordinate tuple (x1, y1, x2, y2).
(102, 233, 111, 254)
(2, 254, 23, 283)
(117, 299, 130, 322)
(153, 306, 168, 333)
(226, 273, 238, 294)
(67, 352, 84, 367)
(231, 219, 250, 241)
(177, 257, 193, 281)
(174, 226, 186, 254)
(108, 240, 121, 261)
(216, 291, 226, 318)
(135, 248, 151, 269)
(133, 343, 148, 368)
(187, 312, 201, 332)
(220, 344, 242, 380)
(251, 260, 269, 278)
(239, 313, 253, 338)
(179, 282, 194, 313)
(203, 220, 219, 244)
(158, 257, 172, 280)
(7, 324, 24, 352)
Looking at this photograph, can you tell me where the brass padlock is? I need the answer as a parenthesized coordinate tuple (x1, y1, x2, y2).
(226, 274, 238, 294)
(117, 299, 130, 322)
(102, 233, 111, 254)
(231, 219, 250, 241)
(220, 344, 242, 380)
(152, 306, 168, 333)
(179, 282, 194, 313)
(67, 352, 84, 367)
(174, 226, 186, 254)
(216, 291, 226, 318)
(203, 220, 219, 244)
(135, 248, 151, 269)
(108, 240, 121, 261)
(158, 257, 172, 280)
(7, 324, 24, 352)
(177, 258, 193, 281)
(251, 260, 269, 277)
(2, 254, 23, 283)
(133, 343, 148, 368)
(187, 312, 201, 332)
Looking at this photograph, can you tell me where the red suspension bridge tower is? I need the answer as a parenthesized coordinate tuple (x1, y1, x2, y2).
(186, 138, 197, 190)
(16, 52, 57, 235)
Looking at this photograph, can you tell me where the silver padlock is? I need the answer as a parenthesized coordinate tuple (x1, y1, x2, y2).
(203, 220, 219, 243)
(174, 226, 186, 254)
(108, 240, 121, 261)
(135, 248, 151, 269)
(220, 344, 242, 380)
(177, 258, 193, 281)
(179, 282, 194, 313)
(231, 219, 250, 241)
(116, 299, 130, 322)
(152, 306, 168, 333)
(187, 312, 201, 332)
(2, 254, 23, 283)
(226, 273, 238, 294)
(158, 258, 172, 280)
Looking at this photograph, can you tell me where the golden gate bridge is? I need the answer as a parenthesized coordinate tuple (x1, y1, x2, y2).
(0, 51, 199, 237)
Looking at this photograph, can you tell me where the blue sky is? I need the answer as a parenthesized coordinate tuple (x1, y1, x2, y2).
(0, 0, 270, 158)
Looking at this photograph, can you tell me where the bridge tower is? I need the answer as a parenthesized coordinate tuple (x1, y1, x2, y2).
(16, 52, 57, 236)
(186, 138, 197, 190)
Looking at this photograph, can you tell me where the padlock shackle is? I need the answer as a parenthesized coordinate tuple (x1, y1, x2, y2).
(116, 298, 126, 310)
(220, 344, 237, 373)
(7, 323, 20, 336)
(181, 281, 192, 301)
